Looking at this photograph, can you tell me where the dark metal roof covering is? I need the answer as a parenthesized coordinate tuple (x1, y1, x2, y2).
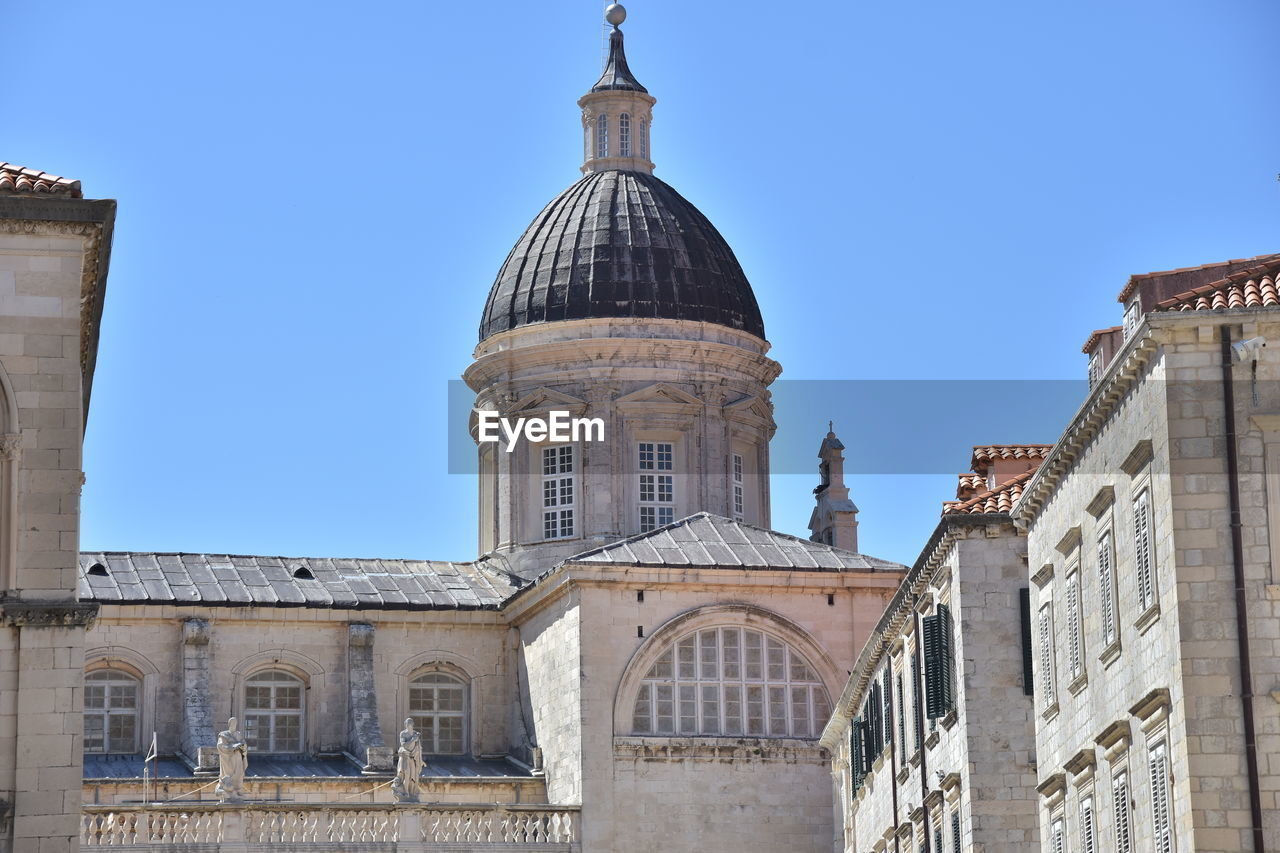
(591, 28, 647, 93)
(78, 552, 519, 611)
(480, 170, 765, 341)
(565, 513, 906, 572)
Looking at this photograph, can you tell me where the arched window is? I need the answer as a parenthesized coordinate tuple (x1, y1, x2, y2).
(596, 114, 609, 159)
(632, 626, 831, 737)
(639, 118, 648, 160)
(244, 670, 304, 754)
(619, 113, 632, 157)
(409, 672, 467, 755)
(84, 670, 139, 754)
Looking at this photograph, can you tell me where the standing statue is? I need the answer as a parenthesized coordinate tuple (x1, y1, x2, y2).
(391, 717, 424, 803)
(215, 716, 248, 803)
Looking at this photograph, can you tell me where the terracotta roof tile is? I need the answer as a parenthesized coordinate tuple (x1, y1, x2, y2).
(0, 162, 82, 198)
(969, 445, 1053, 469)
(1116, 254, 1280, 303)
(955, 473, 985, 501)
(942, 470, 1035, 516)
(1154, 258, 1280, 314)
(1081, 326, 1123, 354)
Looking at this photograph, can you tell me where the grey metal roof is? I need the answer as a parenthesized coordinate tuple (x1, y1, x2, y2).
(565, 513, 907, 572)
(78, 552, 519, 611)
(479, 170, 765, 342)
(591, 28, 647, 93)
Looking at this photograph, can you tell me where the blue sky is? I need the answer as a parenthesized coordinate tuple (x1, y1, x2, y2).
(8, 1, 1278, 567)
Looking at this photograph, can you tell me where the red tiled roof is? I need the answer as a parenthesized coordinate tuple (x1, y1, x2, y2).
(1116, 254, 1280, 303)
(943, 470, 1034, 516)
(970, 445, 1052, 469)
(0, 163, 82, 198)
(1081, 326, 1122, 354)
(956, 473, 985, 501)
(1154, 258, 1280, 313)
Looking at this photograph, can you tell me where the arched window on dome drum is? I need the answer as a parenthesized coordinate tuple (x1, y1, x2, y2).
(618, 113, 631, 157)
(84, 670, 140, 754)
(596, 113, 609, 159)
(244, 670, 304, 754)
(409, 672, 467, 755)
(639, 118, 648, 160)
(632, 626, 831, 737)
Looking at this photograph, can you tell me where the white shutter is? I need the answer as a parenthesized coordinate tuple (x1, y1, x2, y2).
(1113, 770, 1132, 853)
(1080, 795, 1096, 853)
(1066, 574, 1082, 678)
(1051, 816, 1065, 853)
(1098, 531, 1116, 645)
(1038, 606, 1055, 704)
(1149, 740, 1173, 853)
(1134, 489, 1155, 610)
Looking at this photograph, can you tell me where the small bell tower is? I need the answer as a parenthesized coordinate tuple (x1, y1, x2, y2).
(808, 425, 859, 552)
(578, 4, 656, 175)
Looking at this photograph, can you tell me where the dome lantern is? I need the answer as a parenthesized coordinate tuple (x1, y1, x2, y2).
(578, 4, 656, 175)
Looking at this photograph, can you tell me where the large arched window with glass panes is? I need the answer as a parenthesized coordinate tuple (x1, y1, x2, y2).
(244, 670, 304, 754)
(409, 671, 468, 755)
(84, 670, 140, 754)
(632, 626, 831, 738)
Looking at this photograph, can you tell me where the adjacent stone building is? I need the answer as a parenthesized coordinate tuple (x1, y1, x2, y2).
(0, 165, 115, 853)
(822, 444, 1046, 853)
(1014, 255, 1280, 853)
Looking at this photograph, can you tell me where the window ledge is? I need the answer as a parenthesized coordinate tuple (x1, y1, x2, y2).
(896, 765, 910, 785)
(1136, 603, 1161, 635)
(1041, 702, 1060, 723)
(924, 731, 940, 750)
(1099, 641, 1122, 669)
(1068, 672, 1089, 696)
(940, 709, 958, 731)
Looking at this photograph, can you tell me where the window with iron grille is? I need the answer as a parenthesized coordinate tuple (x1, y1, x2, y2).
(409, 672, 467, 755)
(632, 626, 830, 737)
(1134, 488, 1157, 611)
(244, 670, 304, 754)
(542, 445, 575, 540)
(84, 670, 139, 754)
(638, 441, 675, 532)
(1097, 529, 1118, 646)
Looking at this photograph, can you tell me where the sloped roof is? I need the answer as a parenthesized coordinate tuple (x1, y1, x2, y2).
(1116, 253, 1280, 303)
(78, 552, 517, 610)
(0, 163, 82, 198)
(942, 470, 1034, 516)
(565, 512, 905, 572)
(969, 445, 1052, 474)
(1154, 257, 1280, 313)
(955, 473, 985, 501)
(1081, 326, 1122, 354)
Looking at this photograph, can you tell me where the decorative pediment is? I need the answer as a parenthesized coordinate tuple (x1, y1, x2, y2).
(615, 382, 703, 409)
(723, 394, 775, 429)
(505, 387, 588, 417)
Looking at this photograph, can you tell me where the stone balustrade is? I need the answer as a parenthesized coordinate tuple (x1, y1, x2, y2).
(81, 802, 580, 850)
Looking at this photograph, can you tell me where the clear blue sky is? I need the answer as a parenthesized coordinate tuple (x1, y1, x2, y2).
(8, 1, 1278, 567)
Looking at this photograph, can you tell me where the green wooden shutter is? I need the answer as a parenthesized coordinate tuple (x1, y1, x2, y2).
(925, 604, 956, 719)
(850, 716, 864, 795)
(1020, 587, 1034, 696)
(882, 667, 893, 754)
(911, 654, 922, 739)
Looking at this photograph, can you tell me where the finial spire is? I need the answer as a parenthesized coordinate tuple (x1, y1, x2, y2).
(592, 5, 647, 93)
(578, 3, 656, 174)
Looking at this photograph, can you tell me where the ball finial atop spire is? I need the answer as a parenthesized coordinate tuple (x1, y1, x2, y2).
(605, 3, 627, 27)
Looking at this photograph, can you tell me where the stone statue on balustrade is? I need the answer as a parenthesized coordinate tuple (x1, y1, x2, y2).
(215, 716, 248, 803)
(391, 717, 423, 803)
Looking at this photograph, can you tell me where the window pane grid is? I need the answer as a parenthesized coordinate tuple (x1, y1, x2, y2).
(409, 673, 467, 755)
(596, 114, 608, 158)
(634, 627, 829, 738)
(542, 445, 575, 540)
(243, 671, 303, 754)
(619, 113, 631, 157)
(732, 453, 744, 518)
(84, 671, 140, 754)
(638, 442, 675, 532)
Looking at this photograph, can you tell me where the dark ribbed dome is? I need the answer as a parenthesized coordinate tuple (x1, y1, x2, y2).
(479, 170, 765, 342)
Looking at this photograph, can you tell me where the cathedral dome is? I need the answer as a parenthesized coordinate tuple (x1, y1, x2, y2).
(479, 169, 765, 342)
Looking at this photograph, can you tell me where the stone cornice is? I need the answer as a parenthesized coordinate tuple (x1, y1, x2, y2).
(612, 736, 827, 764)
(0, 597, 98, 628)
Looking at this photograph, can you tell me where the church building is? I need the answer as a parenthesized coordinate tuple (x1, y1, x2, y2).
(0, 6, 911, 852)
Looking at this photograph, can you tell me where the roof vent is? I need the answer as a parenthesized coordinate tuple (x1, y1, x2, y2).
(87, 562, 109, 577)
(292, 566, 315, 580)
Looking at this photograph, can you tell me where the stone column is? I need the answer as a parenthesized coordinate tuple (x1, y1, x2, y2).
(346, 623, 391, 773)
(180, 619, 217, 773)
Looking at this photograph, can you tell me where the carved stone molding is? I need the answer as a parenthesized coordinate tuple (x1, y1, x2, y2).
(0, 434, 21, 461)
(613, 736, 827, 765)
(0, 597, 98, 628)
(182, 617, 211, 645)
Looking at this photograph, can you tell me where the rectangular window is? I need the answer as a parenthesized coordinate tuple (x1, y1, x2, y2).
(732, 453, 745, 519)
(911, 652, 922, 745)
(896, 671, 907, 763)
(1080, 793, 1096, 853)
(619, 112, 632, 157)
(1098, 529, 1118, 646)
(881, 667, 893, 753)
(850, 716, 865, 796)
(951, 809, 961, 852)
(638, 441, 675, 532)
(1113, 769, 1132, 853)
(1149, 739, 1174, 853)
(1088, 349, 1102, 389)
(541, 445, 575, 540)
(1050, 813, 1065, 853)
(1019, 587, 1034, 695)
(1038, 604, 1056, 706)
(1122, 298, 1141, 338)
(923, 603, 955, 718)
(1065, 571, 1083, 680)
(596, 114, 609, 159)
(1134, 488, 1157, 611)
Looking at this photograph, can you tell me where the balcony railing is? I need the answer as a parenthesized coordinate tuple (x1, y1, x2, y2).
(81, 802, 580, 850)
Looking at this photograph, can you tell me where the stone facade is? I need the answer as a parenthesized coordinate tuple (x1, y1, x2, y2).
(0, 183, 114, 853)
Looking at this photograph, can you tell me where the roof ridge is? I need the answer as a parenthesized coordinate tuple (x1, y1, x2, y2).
(81, 550, 479, 566)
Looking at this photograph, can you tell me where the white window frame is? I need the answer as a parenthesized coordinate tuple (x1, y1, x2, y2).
(1038, 603, 1057, 709)
(731, 452, 745, 519)
(541, 444, 576, 540)
(1065, 568, 1084, 682)
(631, 626, 831, 738)
(1122, 298, 1141, 338)
(1088, 349, 1102, 389)
(1148, 737, 1174, 853)
(1050, 810, 1065, 853)
(1097, 527, 1118, 648)
(596, 113, 609, 159)
(618, 112, 631, 157)
(1112, 768, 1133, 853)
(408, 671, 468, 756)
(84, 670, 140, 754)
(1133, 487, 1157, 612)
(638, 441, 675, 532)
(243, 669, 305, 755)
(1079, 790, 1097, 853)
(639, 117, 648, 159)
